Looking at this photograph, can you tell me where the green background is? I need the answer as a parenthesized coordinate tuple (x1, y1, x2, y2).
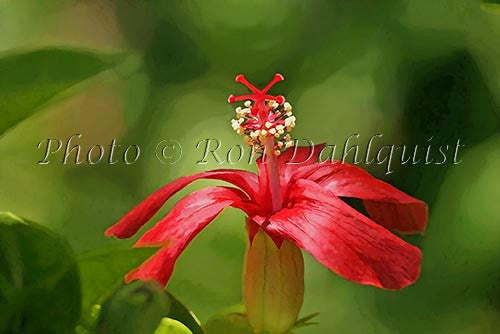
(0, 0, 499, 333)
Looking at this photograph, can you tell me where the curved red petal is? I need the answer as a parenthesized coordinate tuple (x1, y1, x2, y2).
(263, 180, 422, 290)
(135, 186, 247, 247)
(125, 246, 174, 285)
(105, 169, 258, 239)
(126, 186, 246, 286)
(293, 162, 428, 234)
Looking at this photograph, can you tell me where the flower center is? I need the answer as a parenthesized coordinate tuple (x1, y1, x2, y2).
(228, 74, 296, 155)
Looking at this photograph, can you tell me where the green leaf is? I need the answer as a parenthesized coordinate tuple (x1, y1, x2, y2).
(77, 246, 154, 327)
(0, 48, 121, 136)
(204, 312, 253, 334)
(0, 212, 81, 334)
(293, 312, 320, 329)
(155, 318, 193, 334)
(166, 292, 204, 334)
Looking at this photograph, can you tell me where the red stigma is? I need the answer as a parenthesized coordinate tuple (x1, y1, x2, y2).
(228, 73, 285, 106)
(229, 73, 296, 155)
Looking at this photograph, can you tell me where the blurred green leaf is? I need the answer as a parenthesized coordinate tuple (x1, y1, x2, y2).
(481, 0, 500, 14)
(96, 281, 170, 334)
(0, 48, 121, 136)
(374, 134, 500, 334)
(143, 19, 207, 86)
(0, 212, 80, 334)
(78, 246, 154, 327)
(155, 318, 193, 334)
(203, 312, 253, 334)
(152, 0, 306, 76)
(387, 50, 499, 205)
(115, 0, 158, 50)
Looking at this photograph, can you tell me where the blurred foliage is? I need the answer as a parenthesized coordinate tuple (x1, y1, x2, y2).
(0, 0, 499, 333)
(482, 0, 500, 14)
(95, 282, 202, 334)
(0, 212, 80, 334)
(0, 48, 121, 136)
(388, 49, 499, 205)
(373, 134, 500, 333)
(95, 282, 171, 334)
(78, 246, 154, 327)
(79, 247, 203, 334)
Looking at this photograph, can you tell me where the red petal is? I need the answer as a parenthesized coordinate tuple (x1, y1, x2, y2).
(293, 163, 428, 234)
(126, 186, 246, 285)
(125, 246, 174, 285)
(259, 180, 422, 290)
(278, 143, 326, 168)
(105, 169, 258, 238)
(246, 218, 284, 247)
(135, 186, 246, 247)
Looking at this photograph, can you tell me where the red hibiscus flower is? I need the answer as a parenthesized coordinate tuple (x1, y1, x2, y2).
(105, 74, 428, 292)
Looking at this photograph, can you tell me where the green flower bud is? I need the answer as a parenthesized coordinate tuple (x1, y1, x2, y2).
(243, 229, 304, 334)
